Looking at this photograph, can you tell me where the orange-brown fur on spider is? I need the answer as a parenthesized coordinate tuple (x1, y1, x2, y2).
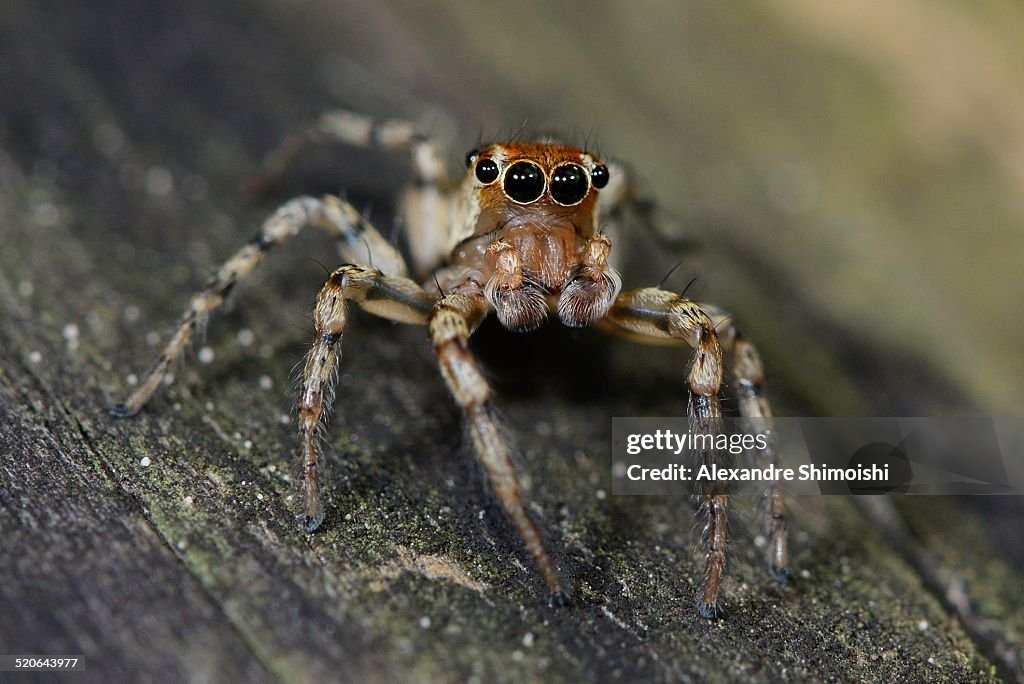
(111, 111, 790, 617)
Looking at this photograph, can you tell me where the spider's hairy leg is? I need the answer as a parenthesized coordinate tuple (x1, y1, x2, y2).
(111, 195, 409, 417)
(253, 110, 443, 186)
(296, 264, 434, 532)
(111, 197, 316, 417)
(315, 194, 409, 277)
(428, 292, 570, 607)
(299, 109, 452, 272)
(599, 288, 729, 619)
(702, 304, 790, 584)
(251, 109, 451, 277)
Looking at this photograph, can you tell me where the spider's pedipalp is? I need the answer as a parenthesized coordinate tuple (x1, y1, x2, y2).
(557, 234, 621, 327)
(483, 240, 548, 332)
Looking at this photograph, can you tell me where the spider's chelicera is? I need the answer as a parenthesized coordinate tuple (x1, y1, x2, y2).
(112, 111, 790, 617)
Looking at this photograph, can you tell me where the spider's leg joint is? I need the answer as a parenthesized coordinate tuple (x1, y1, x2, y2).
(296, 511, 326, 534)
(109, 403, 135, 418)
(696, 599, 726, 620)
(769, 565, 793, 587)
(548, 590, 573, 608)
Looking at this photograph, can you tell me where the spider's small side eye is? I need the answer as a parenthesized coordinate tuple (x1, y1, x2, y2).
(591, 164, 610, 189)
(549, 163, 589, 206)
(503, 161, 545, 203)
(465, 148, 481, 167)
(474, 158, 500, 184)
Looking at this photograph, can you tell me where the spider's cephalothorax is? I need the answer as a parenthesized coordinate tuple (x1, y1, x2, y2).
(442, 142, 621, 333)
(112, 111, 790, 617)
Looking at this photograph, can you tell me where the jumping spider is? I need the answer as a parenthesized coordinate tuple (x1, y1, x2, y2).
(112, 110, 789, 617)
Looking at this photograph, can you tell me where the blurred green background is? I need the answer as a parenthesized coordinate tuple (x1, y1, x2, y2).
(8, 0, 1022, 416)
(246, 0, 1024, 417)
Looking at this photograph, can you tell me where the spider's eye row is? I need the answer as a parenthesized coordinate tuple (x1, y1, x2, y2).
(474, 158, 500, 184)
(503, 161, 545, 204)
(549, 163, 589, 206)
(472, 156, 606, 204)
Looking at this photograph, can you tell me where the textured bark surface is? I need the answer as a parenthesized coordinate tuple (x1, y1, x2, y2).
(1, 1, 1022, 682)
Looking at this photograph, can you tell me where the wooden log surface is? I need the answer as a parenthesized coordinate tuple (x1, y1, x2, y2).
(1, 1, 1022, 682)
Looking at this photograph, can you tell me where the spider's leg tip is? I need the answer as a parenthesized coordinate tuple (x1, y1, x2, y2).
(109, 403, 135, 419)
(296, 512, 325, 533)
(696, 600, 726, 620)
(768, 566, 792, 587)
(548, 590, 572, 608)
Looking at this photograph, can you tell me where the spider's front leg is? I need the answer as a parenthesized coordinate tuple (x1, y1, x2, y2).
(428, 292, 570, 606)
(599, 288, 731, 618)
(295, 264, 435, 531)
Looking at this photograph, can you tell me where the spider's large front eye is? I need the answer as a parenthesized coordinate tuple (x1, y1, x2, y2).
(474, 158, 500, 184)
(503, 161, 545, 203)
(590, 164, 610, 189)
(549, 163, 589, 206)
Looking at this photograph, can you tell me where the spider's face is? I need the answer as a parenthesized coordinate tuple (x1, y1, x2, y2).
(463, 143, 610, 229)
